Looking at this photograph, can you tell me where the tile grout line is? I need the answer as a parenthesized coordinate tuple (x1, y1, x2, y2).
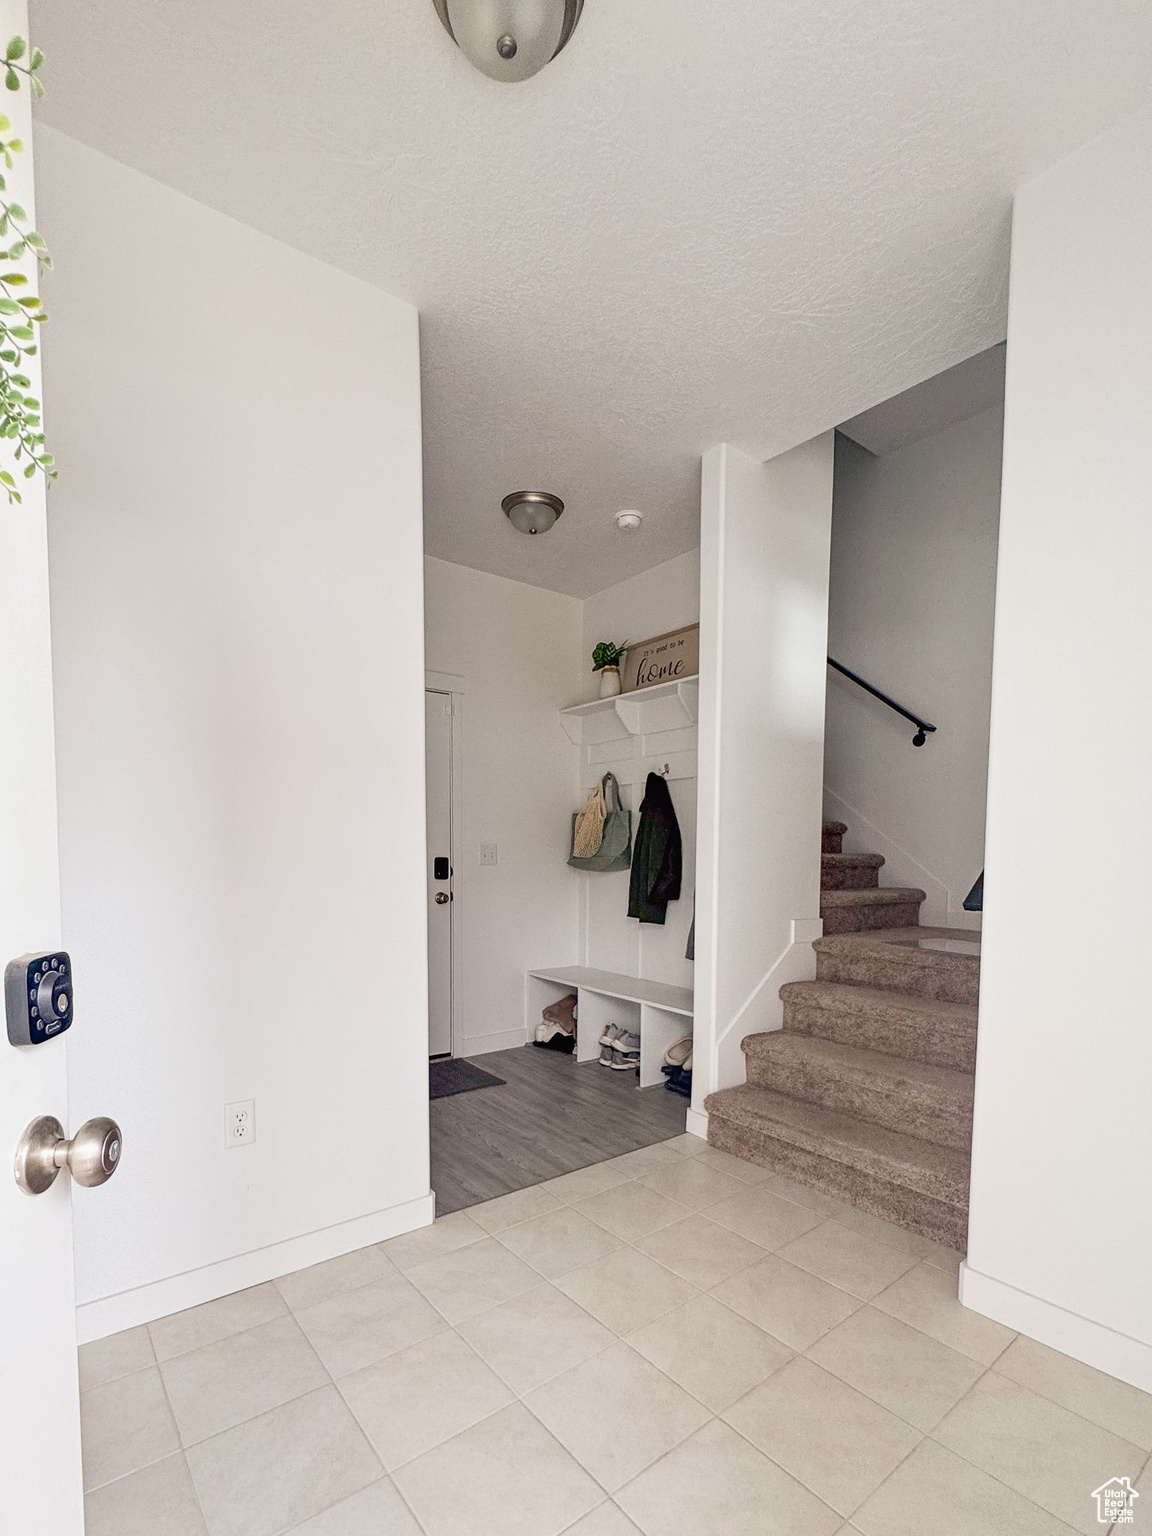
(920, 1363, 1150, 1526)
(923, 1360, 1141, 1531)
(973, 1339, 1152, 1448)
(818, 1362, 997, 1529)
(714, 1400, 865, 1526)
(156, 1361, 213, 1536)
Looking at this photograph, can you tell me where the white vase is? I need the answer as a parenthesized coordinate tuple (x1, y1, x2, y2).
(598, 666, 622, 699)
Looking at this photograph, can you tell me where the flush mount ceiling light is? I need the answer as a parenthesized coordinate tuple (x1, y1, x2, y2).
(432, 0, 584, 82)
(502, 490, 564, 535)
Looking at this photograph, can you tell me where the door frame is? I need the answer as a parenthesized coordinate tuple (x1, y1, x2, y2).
(426, 672, 465, 1059)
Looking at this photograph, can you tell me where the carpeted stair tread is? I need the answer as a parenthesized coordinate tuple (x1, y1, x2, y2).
(814, 928, 980, 1005)
(704, 1083, 970, 1209)
(820, 886, 926, 935)
(779, 979, 977, 1071)
(820, 886, 926, 907)
(781, 977, 977, 1027)
(741, 1032, 974, 1150)
(822, 819, 848, 854)
(816, 925, 978, 947)
(821, 852, 885, 890)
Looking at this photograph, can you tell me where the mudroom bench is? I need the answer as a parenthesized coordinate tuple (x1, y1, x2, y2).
(526, 965, 693, 1088)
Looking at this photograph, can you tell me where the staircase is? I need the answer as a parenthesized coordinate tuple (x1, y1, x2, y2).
(703, 819, 978, 1250)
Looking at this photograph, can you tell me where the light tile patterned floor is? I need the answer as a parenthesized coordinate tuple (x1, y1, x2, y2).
(80, 1133, 1152, 1536)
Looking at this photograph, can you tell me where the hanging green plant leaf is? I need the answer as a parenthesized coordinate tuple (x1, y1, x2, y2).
(0, 36, 54, 503)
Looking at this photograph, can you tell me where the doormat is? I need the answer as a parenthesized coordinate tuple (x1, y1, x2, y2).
(429, 1058, 507, 1101)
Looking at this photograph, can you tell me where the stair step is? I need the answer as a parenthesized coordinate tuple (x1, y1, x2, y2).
(821, 852, 884, 891)
(704, 1083, 969, 1249)
(741, 1032, 974, 1151)
(820, 886, 925, 934)
(815, 928, 980, 1006)
(822, 819, 848, 855)
(780, 979, 977, 1071)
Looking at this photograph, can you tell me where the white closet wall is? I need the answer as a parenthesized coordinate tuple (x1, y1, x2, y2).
(43, 129, 431, 1337)
(578, 552, 701, 990)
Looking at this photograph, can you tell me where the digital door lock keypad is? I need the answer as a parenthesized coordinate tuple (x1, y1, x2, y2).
(5, 951, 74, 1047)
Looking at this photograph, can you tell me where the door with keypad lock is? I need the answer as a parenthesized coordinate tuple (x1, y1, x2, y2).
(6, 951, 74, 1046)
(1, 48, 87, 1526)
(425, 690, 455, 1056)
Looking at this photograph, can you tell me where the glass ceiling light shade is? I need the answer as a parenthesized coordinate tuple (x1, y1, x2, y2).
(432, 0, 584, 82)
(502, 490, 564, 534)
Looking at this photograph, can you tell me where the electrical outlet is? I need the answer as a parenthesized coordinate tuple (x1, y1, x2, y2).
(225, 1099, 255, 1148)
(479, 843, 498, 866)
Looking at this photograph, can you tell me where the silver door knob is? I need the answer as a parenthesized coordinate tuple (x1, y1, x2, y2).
(14, 1115, 123, 1196)
(434, 892, 451, 904)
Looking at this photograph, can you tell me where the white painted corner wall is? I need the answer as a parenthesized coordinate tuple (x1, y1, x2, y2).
(423, 557, 584, 1055)
(694, 438, 834, 1111)
(825, 414, 1002, 926)
(963, 104, 1152, 1392)
(39, 129, 432, 1340)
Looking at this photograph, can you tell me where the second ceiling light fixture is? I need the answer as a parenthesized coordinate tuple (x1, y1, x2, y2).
(432, 0, 584, 82)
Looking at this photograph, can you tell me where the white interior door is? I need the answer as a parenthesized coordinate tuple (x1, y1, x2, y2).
(425, 691, 454, 1056)
(0, 3, 84, 1520)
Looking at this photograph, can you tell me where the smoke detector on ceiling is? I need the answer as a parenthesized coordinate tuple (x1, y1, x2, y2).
(615, 509, 643, 532)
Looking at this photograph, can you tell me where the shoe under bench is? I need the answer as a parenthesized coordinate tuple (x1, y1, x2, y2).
(526, 965, 693, 1089)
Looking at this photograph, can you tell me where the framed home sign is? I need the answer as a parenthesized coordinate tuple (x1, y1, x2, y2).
(622, 624, 700, 693)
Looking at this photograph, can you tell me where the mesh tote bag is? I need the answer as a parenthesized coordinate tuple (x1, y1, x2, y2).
(569, 772, 632, 872)
(571, 777, 607, 859)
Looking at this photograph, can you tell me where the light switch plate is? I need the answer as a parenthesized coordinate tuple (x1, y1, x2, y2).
(479, 843, 498, 866)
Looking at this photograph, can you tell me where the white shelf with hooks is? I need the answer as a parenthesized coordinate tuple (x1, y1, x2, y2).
(559, 675, 699, 746)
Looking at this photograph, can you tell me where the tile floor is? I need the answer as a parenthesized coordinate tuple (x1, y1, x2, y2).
(80, 1134, 1152, 1536)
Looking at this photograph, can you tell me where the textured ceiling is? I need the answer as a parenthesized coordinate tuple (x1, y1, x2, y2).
(31, 1, 1152, 595)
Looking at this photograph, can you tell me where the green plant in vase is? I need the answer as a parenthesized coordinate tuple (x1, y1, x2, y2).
(592, 639, 628, 698)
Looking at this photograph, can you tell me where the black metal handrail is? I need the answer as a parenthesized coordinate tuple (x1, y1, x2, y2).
(827, 657, 937, 747)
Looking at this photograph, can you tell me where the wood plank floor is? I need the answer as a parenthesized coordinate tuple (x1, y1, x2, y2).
(430, 1044, 689, 1215)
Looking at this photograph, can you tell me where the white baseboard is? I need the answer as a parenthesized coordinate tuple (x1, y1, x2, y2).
(960, 1263, 1152, 1394)
(685, 1107, 709, 1141)
(76, 1191, 436, 1345)
(462, 1027, 528, 1056)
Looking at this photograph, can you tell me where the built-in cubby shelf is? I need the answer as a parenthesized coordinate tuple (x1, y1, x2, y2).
(558, 676, 700, 746)
(527, 966, 693, 1089)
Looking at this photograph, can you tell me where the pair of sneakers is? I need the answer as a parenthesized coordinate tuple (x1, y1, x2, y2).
(598, 1024, 640, 1071)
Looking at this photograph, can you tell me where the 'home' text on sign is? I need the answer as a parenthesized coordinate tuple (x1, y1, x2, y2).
(624, 625, 700, 693)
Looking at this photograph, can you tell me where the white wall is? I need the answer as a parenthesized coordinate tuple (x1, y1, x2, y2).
(962, 106, 1152, 1391)
(424, 557, 583, 1054)
(579, 552, 701, 988)
(40, 130, 431, 1340)
(825, 412, 1002, 925)
(695, 438, 834, 1121)
(583, 550, 701, 665)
